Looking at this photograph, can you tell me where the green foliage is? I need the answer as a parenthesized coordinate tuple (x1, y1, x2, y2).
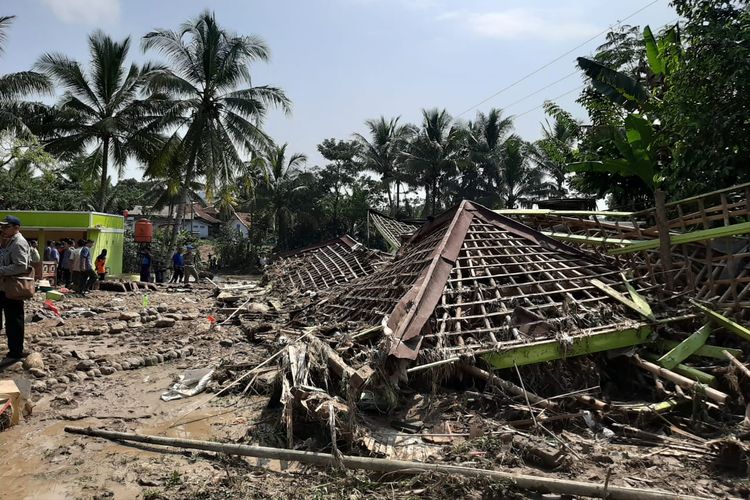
(213, 226, 256, 271)
(571, 2, 750, 206)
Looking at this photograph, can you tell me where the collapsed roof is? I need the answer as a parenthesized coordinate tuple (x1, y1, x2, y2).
(368, 210, 421, 251)
(266, 235, 390, 294)
(320, 201, 650, 364)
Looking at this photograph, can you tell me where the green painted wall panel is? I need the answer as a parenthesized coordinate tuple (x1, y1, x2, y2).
(0, 211, 91, 228)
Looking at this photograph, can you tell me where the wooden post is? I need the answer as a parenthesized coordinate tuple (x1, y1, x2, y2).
(655, 189, 673, 290)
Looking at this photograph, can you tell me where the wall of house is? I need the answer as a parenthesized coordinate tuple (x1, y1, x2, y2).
(226, 217, 250, 238)
(88, 230, 124, 276)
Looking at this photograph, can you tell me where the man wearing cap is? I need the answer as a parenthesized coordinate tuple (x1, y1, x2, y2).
(0, 216, 30, 359)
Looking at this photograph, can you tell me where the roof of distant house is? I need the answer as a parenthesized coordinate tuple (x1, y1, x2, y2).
(192, 203, 221, 224)
(232, 212, 252, 229)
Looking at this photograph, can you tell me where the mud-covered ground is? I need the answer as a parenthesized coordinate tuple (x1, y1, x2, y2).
(1, 278, 748, 499)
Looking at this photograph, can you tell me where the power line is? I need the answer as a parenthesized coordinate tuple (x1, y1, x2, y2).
(512, 85, 586, 119)
(456, 0, 661, 117)
(502, 70, 579, 110)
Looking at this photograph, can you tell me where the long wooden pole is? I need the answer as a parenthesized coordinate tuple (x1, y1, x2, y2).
(631, 356, 728, 404)
(64, 426, 706, 500)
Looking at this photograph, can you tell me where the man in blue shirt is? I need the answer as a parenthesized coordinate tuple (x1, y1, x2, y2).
(170, 247, 184, 283)
(79, 239, 97, 294)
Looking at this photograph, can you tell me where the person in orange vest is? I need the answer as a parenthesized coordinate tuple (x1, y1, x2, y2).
(95, 249, 107, 281)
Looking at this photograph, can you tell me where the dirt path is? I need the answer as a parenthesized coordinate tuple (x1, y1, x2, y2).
(0, 281, 290, 499)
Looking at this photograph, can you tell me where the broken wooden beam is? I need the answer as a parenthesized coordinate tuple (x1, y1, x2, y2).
(656, 324, 712, 369)
(309, 337, 373, 396)
(590, 279, 654, 320)
(654, 340, 741, 360)
(65, 426, 708, 500)
(631, 355, 728, 405)
(608, 221, 750, 255)
(482, 326, 652, 370)
(691, 300, 750, 343)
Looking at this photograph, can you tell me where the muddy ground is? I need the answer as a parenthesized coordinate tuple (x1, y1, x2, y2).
(1, 278, 748, 499)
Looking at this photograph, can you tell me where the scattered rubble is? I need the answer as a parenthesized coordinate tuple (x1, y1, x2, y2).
(6, 188, 750, 498)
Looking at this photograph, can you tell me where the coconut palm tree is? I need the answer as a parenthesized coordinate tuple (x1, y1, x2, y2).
(354, 116, 413, 215)
(142, 11, 291, 239)
(497, 138, 553, 208)
(35, 31, 164, 211)
(0, 16, 52, 137)
(256, 143, 306, 250)
(463, 108, 514, 206)
(403, 109, 467, 216)
(527, 103, 581, 196)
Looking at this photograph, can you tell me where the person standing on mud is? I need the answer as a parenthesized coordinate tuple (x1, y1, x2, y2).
(182, 246, 199, 283)
(59, 240, 71, 286)
(0, 216, 30, 360)
(170, 247, 184, 283)
(139, 246, 152, 283)
(70, 239, 84, 292)
(95, 249, 107, 281)
(79, 240, 97, 294)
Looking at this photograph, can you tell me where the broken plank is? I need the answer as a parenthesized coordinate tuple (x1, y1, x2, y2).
(482, 325, 652, 370)
(657, 324, 711, 369)
(654, 339, 741, 360)
(691, 300, 750, 343)
(591, 279, 655, 320)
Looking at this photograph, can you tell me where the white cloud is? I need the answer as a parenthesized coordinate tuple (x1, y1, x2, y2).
(439, 8, 601, 41)
(41, 0, 121, 26)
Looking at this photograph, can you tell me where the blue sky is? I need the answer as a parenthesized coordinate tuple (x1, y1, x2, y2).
(3, 0, 677, 179)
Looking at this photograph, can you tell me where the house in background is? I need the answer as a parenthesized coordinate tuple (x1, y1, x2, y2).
(126, 203, 221, 239)
(226, 211, 252, 238)
(0, 211, 125, 276)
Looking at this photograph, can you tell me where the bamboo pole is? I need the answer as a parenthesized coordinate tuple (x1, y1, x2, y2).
(64, 426, 707, 500)
(631, 356, 728, 404)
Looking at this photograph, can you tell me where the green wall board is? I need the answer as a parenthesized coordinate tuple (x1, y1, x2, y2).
(482, 325, 652, 370)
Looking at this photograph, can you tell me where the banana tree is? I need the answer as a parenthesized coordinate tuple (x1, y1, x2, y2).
(568, 114, 662, 191)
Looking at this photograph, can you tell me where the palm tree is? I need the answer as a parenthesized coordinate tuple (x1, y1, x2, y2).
(354, 116, 413, 215)
(527, 103, 581, 196)
(403, 109, 467, 216)
(0, 16, 52, 137)
(35, 31, 164, 211)
(256, 143, 307, 250)
(142, 11, 291, 239)
(464, 108, 514, 206)
(498, 138, 553, 208)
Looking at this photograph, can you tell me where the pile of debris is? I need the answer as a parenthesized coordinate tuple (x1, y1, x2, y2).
(57, 190, 750, 499)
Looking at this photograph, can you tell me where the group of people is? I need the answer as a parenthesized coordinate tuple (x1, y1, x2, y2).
(42, 239, 108, 293)
(169, 246, 201, 283)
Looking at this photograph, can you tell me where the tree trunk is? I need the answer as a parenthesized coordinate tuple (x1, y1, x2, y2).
(98, 137, 110, 212)
(431, 178, 438, 216)
(395, 181, 400, 217)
